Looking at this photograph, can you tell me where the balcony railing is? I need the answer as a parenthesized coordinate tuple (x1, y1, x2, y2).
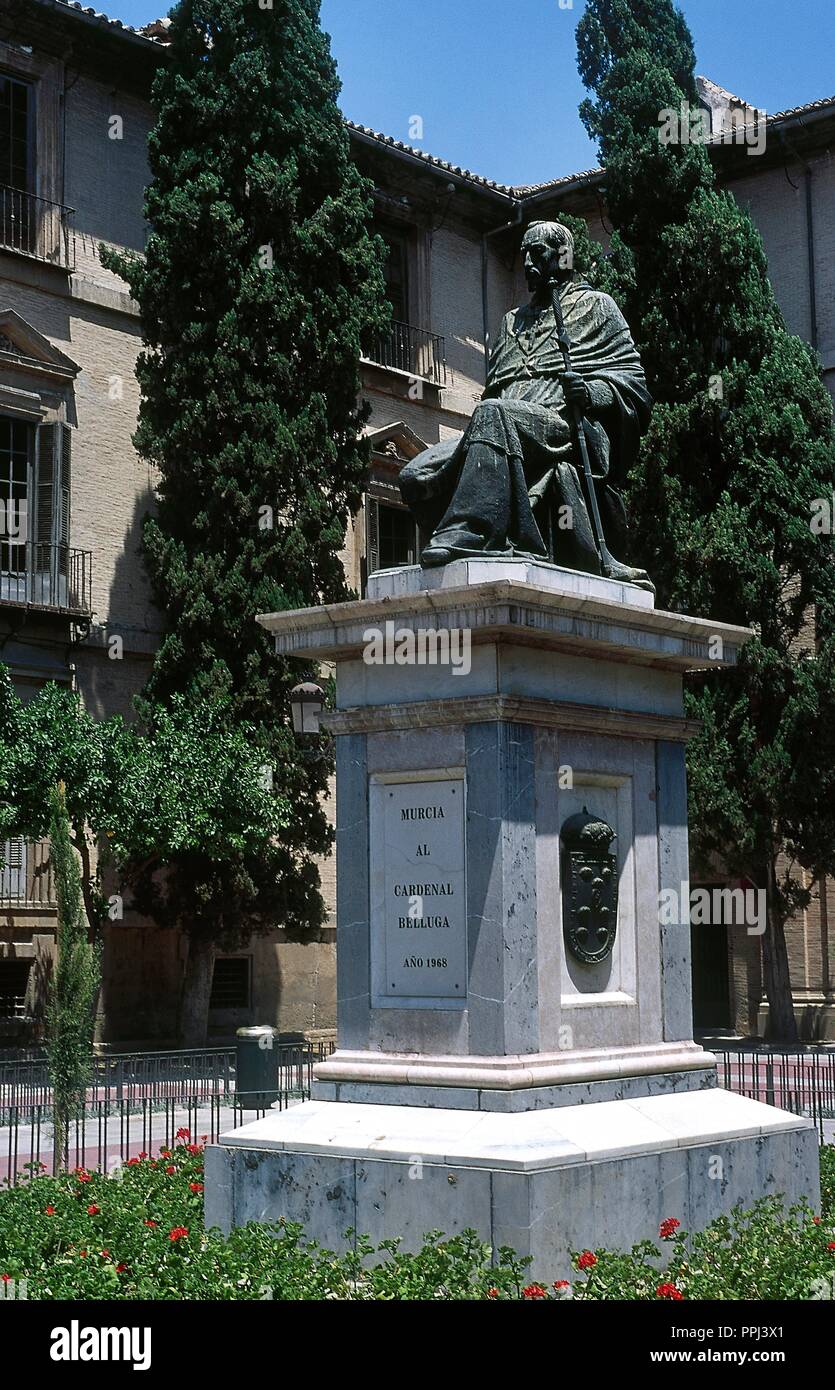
(0, 185, 76, 270)
(365, 320, 447, 387)
(0, 542, 92, 616)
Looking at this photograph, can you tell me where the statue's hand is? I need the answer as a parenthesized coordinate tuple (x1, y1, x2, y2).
(559, 371, 591, 412)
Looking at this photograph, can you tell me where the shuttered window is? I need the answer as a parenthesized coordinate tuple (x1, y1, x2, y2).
(0, 838, 27, 902)
(365, 496, 419, 576)
(34, 421, 71, 565)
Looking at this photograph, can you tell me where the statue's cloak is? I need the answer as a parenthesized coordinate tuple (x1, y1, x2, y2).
(398, 279, 652, 567)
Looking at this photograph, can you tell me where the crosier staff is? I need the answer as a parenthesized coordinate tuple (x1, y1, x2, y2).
(549, 275, 617, 579)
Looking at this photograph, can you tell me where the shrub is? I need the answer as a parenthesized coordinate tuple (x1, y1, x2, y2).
(1, 1139, 832, 1301)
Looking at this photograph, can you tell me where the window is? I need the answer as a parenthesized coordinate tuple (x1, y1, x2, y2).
(0, 839, 27, 902)
(0, 74, 34, 254)
(0, 959, 31, 1020)
(380, 228, 410, 324)
(209, 957, 251, 1011)
(0, 417, 32, 575)
(0, 74, 33, 193)
(366, 496, 419, 576)
(0, 417, 72, 604)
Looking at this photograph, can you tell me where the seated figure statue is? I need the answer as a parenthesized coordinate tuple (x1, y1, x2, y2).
(398, 220, 654, 591)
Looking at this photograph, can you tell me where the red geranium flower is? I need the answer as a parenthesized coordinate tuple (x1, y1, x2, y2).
(100, 1249, 110, 1258)
(160, 1147, 171, 1157)
(144, 1219, 157, 1228)
(45, 1206, 55, 1216)
(116, 1263, 127, 1274)
(577, 1251, 597, 1271)
(126, 1157, 141, 1167)
(169, 1226, 188, 1242)
(828, 1242, 835, 1252)
(176, 1127, 191, 1140)
(186, 1143, 202, 1156)
(553, 1280, 570, 1290)
(138, 1152, 147, 1159)
(814, 1217, 821, 1225)
(659, 1218, 681, 1240)
(1, 1274, 11, 1283)
(165, 1165, 176, 1176)
(189, 1182, 204, 1194)
(657, 1282, 684, 1300)
(79, 1250, 88, 1258)
(522, 1283, 548, 1300)
(200, 1135, 208, 1144)
(87, 1204, 100, 1216)
(75, 1171, 91, 1184)
(487, 1288, 498, 1299)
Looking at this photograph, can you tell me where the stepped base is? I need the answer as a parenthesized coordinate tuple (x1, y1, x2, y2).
(205, 1090, 819, 1281)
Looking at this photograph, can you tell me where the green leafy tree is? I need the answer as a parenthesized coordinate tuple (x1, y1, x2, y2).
(45, 782, 100, 1171)
(576, 0, 835, 1038)
(0, 669, 292, 1042)
(100, 0, 389, 1037)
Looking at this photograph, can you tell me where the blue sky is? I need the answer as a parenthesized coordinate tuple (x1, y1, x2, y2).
(106, 0, 835, 185)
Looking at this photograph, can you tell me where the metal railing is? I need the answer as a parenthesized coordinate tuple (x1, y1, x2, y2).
(0, 1041, 333, 1110)
(0, 542, 93, 615)
(0, 1040, 335, 1182)
(717, 1047, 835, 1140)
(0, 185, 76, 270)
(365, 320, 447, 386)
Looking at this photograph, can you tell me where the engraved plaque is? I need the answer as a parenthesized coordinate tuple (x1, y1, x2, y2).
(370, 774, 467, 1004)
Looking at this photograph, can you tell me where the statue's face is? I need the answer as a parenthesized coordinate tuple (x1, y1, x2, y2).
(523, 236, 561, 295)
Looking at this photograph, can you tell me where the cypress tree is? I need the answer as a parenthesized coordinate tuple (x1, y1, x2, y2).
(103, 0, 388, 1039)
(46, 783, 100, 1170)
(576, 0, 835, 1038)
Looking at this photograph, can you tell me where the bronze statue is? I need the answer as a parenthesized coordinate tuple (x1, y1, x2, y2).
(398, 220, 654, 590)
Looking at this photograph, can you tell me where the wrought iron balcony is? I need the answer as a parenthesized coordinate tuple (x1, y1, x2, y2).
(0, 185, 76, 270)
(365, 320, 447, 387)
(0, 542, 92, 616)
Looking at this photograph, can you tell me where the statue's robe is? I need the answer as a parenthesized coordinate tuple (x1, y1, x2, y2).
(398, 278, 652, 572)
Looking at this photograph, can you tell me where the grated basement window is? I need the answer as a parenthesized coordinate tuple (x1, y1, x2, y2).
(209, 957, 251, 1011)
(0, 959, 32, 1019)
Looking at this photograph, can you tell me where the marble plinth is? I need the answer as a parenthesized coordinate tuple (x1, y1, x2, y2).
(206, 1092, 818, 1281)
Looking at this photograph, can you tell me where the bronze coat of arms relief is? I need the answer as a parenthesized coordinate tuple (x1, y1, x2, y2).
(560, 807, 619, 966)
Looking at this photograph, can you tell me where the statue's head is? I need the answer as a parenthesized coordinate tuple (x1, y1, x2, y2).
(522, 220, 575, 297)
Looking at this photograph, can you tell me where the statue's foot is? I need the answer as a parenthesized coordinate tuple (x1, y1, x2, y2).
(602, 557, 655, 594)
(420, 543, 455, 568)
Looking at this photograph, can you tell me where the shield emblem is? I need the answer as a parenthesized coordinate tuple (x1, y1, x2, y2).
(561, 808, 618, 965)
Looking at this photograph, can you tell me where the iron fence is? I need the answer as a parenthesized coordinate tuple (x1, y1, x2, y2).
(0, 1041, 331, 1110)
(0, 185, 76, 269)
(365, 320, 447, 386)
(716, 1047, 835, 1140)
(0, 541, 93, 615)
(0, 1041, 334, 1184)
(1, 1094, 280, 1184)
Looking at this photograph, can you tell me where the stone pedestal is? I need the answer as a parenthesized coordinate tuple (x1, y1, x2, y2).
(205, 561, 819, 1277)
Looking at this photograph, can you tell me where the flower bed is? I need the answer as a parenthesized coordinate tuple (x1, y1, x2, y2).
(1, 1134, 833, 1301)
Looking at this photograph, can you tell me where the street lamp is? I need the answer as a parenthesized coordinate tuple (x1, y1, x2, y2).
(289, 681, 325, 735)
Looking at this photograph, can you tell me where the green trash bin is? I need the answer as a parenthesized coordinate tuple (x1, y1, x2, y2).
(235, 1026, 280, 1109)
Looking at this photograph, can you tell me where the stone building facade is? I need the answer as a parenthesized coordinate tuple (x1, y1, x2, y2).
(0, 0, 833, 1042)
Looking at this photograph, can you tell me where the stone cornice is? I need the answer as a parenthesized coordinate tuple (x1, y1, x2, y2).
(322, 694, 701, 743)
(258, 579, 752, 673)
